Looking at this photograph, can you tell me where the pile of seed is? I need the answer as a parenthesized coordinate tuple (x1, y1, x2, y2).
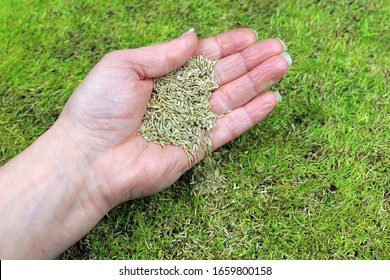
(138, 55, 219, 164)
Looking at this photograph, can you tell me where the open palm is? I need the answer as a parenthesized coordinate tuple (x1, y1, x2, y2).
(59, 29, 289, 206)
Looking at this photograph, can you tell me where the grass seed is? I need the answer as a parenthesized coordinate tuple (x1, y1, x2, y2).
(138, 55, 219, 164)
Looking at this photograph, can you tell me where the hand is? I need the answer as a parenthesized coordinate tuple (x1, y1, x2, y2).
(0, 28, 290, 259)
(57, 28, 290, 206)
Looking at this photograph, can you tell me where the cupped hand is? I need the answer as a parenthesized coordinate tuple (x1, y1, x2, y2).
(57, 28, 290, 206)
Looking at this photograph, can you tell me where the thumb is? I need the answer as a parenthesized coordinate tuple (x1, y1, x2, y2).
(127, 29, 198, 79)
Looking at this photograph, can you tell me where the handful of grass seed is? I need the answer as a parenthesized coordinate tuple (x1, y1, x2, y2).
(138, 55, 219, 164)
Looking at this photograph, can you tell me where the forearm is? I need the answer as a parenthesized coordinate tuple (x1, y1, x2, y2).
(0, 120, 110, 259)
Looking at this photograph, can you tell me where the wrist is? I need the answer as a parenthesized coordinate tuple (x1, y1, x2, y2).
(0, 118, 112, 259)
(46, 118, 113, 213)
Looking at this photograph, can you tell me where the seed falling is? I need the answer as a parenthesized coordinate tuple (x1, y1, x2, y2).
(138, 55, 219, 164)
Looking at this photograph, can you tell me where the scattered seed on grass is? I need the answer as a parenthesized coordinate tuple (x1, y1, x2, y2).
(139, 55, 219, 164)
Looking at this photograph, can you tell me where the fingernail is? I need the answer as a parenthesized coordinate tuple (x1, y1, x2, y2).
(273, 91, 282, 102)
(276, 38, 287, 52)
(249, 28, 258, 41)
(281, 52, 292, 66)
(179, 27, 195, 38)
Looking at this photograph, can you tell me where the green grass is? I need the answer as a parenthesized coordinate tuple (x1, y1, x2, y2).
(1, 0, 388, 259)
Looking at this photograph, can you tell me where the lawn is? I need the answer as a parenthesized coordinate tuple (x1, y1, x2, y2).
(0, 0, 388, 259)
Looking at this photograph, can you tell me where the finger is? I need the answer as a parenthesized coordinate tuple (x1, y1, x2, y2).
(214, 38, 286, 86)
(109, 30, 198, 79)
(211, 91, 278, 150)
(194, 28, 257, 60)
(210, 54, 290, 115)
